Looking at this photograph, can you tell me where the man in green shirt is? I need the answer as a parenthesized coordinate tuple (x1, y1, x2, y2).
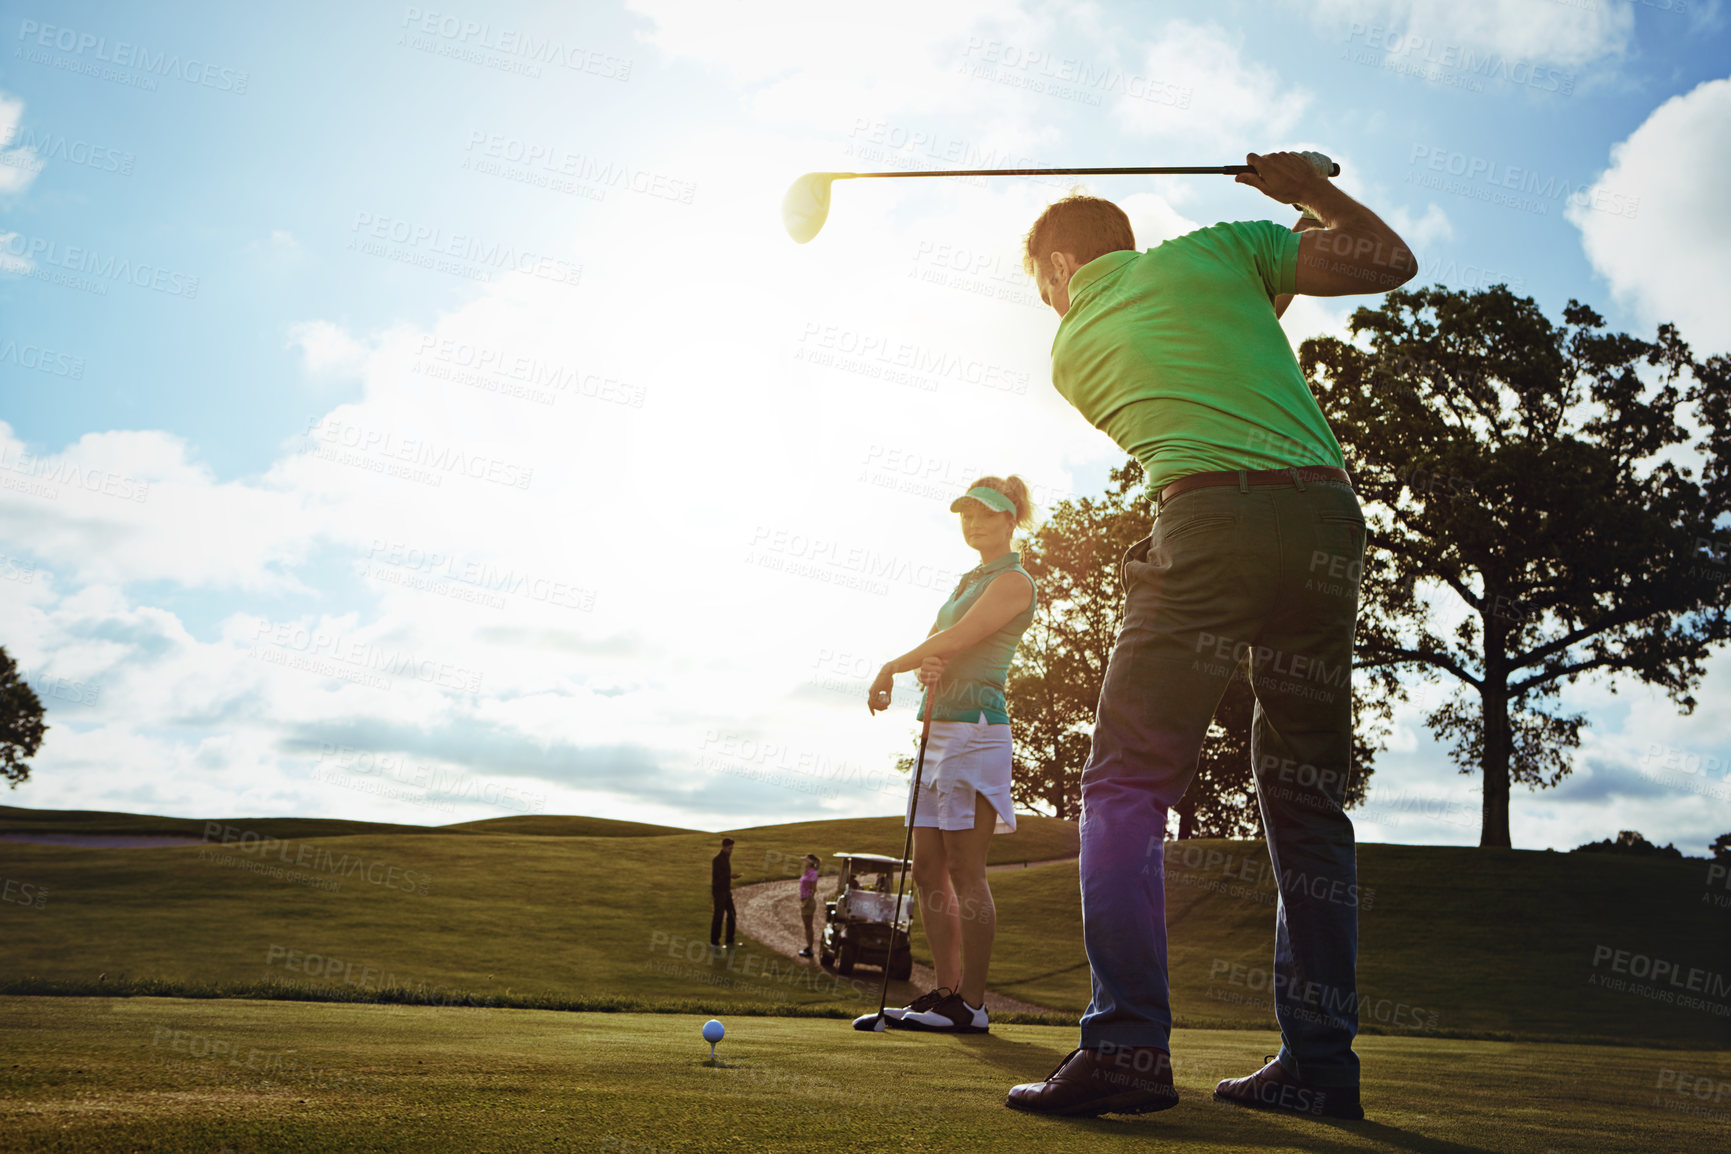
(1003, 153, 1415, 1122)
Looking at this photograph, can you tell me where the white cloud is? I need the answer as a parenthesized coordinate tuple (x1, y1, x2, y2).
(623, 3, 1313, 165)
(1118, 191, 1201, 245)
(0, 424, 318, 590)
(246, 229, 305, 266)
(1387, 202, 1453, 250)
(1279, 293, 1355, 351)
(1110, 21, 1312, 148)
(1304, 0, 1634, 70)
(0, 231, 31, 273)
(625, 0, 1044, 127)
(1569, 75, 1731, 354)
(0, 93, 43, 196)
(288, 320, 372, 378)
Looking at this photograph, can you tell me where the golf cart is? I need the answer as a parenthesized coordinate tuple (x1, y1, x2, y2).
(819, 852, 914, 981)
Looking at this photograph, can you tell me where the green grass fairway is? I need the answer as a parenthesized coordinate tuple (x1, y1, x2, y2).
(1, 997, 1725, 1153)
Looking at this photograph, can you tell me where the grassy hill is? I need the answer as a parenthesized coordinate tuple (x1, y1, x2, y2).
(716, 814, 1082, 878)
(0, 805, 466, 840)
(973, 840, 1731, 1047)
(0, 807, 1724, 1048)
(443, 814, 698, 837)
(0, 809, 1078, 1022)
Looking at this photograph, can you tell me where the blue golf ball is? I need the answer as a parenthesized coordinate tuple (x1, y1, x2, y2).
(702, 1019, 725, 1044)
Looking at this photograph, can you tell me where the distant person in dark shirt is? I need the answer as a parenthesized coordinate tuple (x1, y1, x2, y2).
(711, 837, 741, 948)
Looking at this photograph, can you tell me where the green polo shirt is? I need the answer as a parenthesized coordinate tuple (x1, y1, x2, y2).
(1049, 220, 1345, 495)
(919, 551, 1036, 724)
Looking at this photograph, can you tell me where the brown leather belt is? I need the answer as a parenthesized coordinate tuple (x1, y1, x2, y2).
(1158, 466, 1352, 506)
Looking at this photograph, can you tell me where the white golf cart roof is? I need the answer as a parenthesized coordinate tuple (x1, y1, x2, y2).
(831, 853, 903, 868)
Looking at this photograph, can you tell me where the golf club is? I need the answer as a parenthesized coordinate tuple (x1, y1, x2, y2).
(783, 153, 1340, 243)
(853, 689, 937, 1032)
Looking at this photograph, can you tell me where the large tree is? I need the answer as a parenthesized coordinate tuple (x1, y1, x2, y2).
(1, 647, 47, 788)
(1007, 464, 1381, 833)
(1301, 285, 1731, 848)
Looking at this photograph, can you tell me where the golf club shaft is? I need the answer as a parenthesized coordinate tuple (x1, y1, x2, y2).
(874, 690, 936, 1022)
(838, 166, 1255, 179)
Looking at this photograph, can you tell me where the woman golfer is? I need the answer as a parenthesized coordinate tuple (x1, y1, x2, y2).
(867, 475, 1038, 1033)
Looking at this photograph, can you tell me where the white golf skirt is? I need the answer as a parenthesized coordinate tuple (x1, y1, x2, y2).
(904, 719, 1017, 835)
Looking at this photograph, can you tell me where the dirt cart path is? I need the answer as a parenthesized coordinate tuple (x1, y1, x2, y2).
(732, 856, 1076, 1017)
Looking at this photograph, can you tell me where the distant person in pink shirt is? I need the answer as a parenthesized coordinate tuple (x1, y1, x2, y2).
(797, 854, 821, 959)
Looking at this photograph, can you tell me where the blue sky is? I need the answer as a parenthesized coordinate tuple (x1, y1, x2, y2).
(2, 0, 1728, 851)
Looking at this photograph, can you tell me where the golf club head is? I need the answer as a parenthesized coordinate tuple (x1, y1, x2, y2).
(851, 1011, 887, 1031)
(782, 172, 838, 244)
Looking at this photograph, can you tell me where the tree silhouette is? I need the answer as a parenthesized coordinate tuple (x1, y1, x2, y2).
(1301, 286, 1731, 847)
(1571, 830, 1684, 860)
(1, 647, 47, 788)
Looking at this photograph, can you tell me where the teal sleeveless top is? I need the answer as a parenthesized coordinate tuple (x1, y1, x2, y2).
(920, 551, 1037, 724)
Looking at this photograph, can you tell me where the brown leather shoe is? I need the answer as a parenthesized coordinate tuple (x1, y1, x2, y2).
(1005, 1044, 1179, 1117)
(1213, 1054, 1363, 1120)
